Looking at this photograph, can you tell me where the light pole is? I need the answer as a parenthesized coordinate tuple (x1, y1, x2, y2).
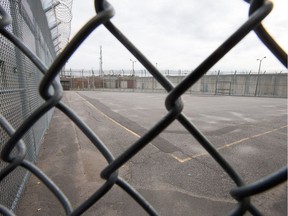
(255, 56, 266, 96)
(257, 56, 266, 74)
(130, 59, 136, 76)
(130, 59, 136, 90)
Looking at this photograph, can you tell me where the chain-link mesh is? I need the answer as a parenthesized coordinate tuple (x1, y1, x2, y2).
(0, 0, 287, 215)
(0, 0, 56, 211)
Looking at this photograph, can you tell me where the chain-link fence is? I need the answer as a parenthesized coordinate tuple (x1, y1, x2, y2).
(0, 0, 72, 212)
(60, 70, 287, 97)
(0, 0, 287, 215)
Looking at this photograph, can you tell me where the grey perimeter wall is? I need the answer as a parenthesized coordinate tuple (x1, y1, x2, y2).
(62, 73, 287, 98)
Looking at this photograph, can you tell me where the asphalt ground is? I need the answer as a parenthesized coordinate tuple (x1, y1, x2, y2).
(18, 91, 287, 216)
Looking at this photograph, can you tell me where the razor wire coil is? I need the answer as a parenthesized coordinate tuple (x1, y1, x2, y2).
(44, 0, 73, 52)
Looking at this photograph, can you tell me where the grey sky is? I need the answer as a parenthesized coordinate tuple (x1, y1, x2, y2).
(66, 0, 288, 72)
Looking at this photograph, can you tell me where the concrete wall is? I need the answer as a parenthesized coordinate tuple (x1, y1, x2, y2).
(208, 74, 287, 97)
(63, 73, 287, 98)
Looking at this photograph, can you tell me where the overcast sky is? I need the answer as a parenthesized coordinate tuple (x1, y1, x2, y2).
(65, 0, 287, 73)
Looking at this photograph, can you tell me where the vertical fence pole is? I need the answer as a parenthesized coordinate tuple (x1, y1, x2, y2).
(109, 73, 111, 89)
(232, 70, 237, 95)
(102, 70, 105, 89)
(215, 70, 220, 95)
(87, 70, 90, 90)
(92, 69, 95, 89)
(255, 73, 259, 96)
(70, 68, 73, 90)
(81, 69, 84, 90)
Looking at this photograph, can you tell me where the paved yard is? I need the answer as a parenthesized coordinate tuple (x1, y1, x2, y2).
(18, 91, 287, 215)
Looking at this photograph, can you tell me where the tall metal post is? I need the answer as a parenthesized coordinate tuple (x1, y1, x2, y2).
(70, 68, 73, 90)
(130, 59, 136, 90)
(215, 70, 220, 95)
(87, 71, 90, 89)
(232, 70, 237, 95)
(81, 69, 84, 90)
(92, 69, 95, 89)
(255, 56, 266, 96)
(99, 46, 103, 76)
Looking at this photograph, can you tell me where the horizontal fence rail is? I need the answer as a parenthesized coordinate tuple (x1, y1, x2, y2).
(0, 0, 287, 215)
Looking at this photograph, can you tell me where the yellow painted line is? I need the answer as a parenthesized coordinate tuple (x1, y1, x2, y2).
(172, 125, 288, 163)
(170, 154, 192, 163)
(77, 93, 141, 138)
(76, 93, 287, 163)
(217, 125, 288, 151)
(191, 125, 288, 160)
(77, 93, 164, 153)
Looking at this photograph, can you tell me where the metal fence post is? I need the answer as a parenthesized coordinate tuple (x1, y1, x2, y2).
(81, 69, 84, 90)
(215, 70, 220, 95)
(232, 70, 237, 95)
(70, 68, 73, 90)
